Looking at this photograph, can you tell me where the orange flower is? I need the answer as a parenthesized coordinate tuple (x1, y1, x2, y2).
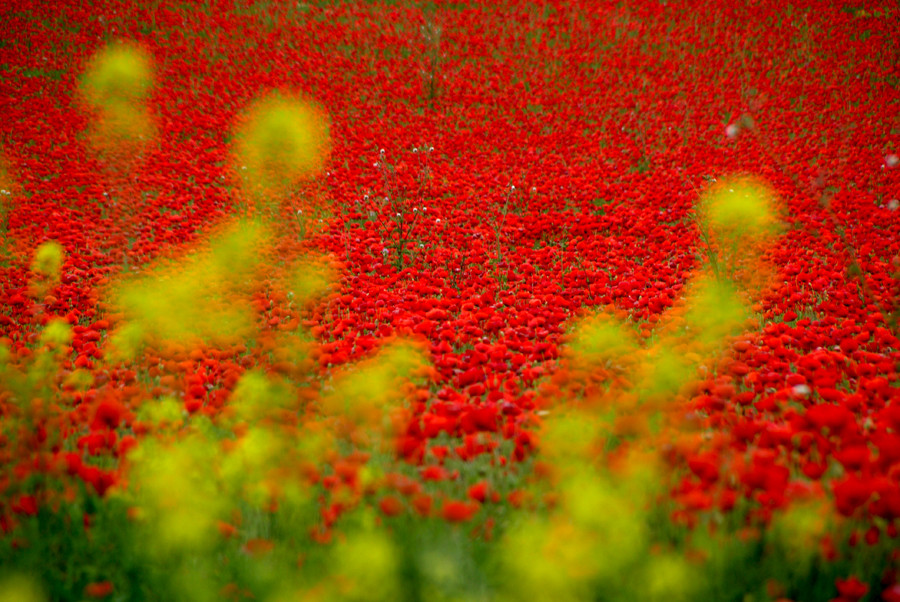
(507, 489, 528, 508)
(217, 520, 238, 538)
(243, 538, 274, 556)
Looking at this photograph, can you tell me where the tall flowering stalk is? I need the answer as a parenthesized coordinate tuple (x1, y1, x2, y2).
(79, 42, 156, 207)
(232, 92, 331, 221)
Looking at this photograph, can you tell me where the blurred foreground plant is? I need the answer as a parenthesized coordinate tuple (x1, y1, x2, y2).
(106, 219, 270, 361)
(233, 92, 331, 218)
(2, 35, 896, 599)
(511, 175, 898, 601)
(693, 175, 781, 296)
(79, 42, 157, 217)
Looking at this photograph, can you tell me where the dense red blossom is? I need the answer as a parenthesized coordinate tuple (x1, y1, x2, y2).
(0, 0, 899, 594)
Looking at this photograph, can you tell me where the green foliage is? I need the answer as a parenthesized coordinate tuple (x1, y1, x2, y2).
(329, 529, 401, 601)
(0, 488, 152, 602)
(0, 575, 45, 602)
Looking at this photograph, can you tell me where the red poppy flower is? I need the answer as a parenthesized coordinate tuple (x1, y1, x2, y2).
(378, 495, 404, 517)
(834, 576, 868, 601)
(411, 494, 433, 517)
(467, 480, 490, 503)
(84, 582, 114, 598)
(441, 500, 478, 523)
(832, 476, 873, 517)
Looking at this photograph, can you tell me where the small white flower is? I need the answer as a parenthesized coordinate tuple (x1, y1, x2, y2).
(380, 148, 385, 155)
(886, 154, 899, 168)
(435, 218, 441, 224)
(725, 123, 740, 139)
(791, 384, 811, 397)
(382, 248, 388, 256)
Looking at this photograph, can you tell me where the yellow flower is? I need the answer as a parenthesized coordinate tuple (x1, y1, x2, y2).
(234, 92, 331, 202)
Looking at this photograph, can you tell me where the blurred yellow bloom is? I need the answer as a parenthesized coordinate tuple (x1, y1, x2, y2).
(80, 42, 153, 107)
(234, 92, 331, 202)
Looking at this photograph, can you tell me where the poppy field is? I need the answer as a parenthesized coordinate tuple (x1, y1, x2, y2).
(1, 0, 900, 600)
